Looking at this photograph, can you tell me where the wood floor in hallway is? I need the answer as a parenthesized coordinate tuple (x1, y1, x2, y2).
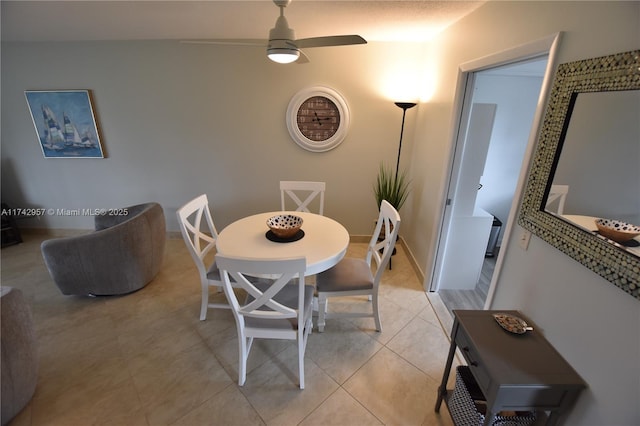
(438, 250, 497, 314)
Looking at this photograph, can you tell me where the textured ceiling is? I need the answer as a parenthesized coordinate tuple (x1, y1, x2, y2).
(1, 1, 486, 43)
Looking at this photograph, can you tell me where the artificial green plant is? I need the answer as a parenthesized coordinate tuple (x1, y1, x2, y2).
(373, 163, 411, 211)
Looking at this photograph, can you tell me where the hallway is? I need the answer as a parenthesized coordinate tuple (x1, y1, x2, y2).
(438, 251, 497, 314)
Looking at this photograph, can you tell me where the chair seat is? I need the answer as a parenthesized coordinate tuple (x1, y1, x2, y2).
(246, 282, 315, 330)
(317, 258, 374, 292)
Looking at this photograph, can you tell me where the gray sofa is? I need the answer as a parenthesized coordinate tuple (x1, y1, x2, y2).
(1, 287, 38, 426)
(41, 202, 166, 296)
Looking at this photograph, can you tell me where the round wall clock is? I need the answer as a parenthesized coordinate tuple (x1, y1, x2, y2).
(286, 86, 350, 152)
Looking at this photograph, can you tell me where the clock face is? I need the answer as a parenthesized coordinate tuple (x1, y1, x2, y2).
(296, 96, 341, 142)
(286, 86, 350, 152)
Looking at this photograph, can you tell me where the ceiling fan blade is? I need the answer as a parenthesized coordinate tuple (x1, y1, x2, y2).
(181, 39, 268, 47)
(296, 50, 310, 64)
(296, 35, 367, 49)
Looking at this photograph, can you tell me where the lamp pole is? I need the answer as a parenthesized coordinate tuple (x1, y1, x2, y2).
(394, 102, 417, 182)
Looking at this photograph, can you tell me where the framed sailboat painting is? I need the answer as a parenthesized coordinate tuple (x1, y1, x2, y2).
(25, 90, 104, 158)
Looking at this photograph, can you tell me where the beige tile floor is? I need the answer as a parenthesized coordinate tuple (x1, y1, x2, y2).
(2, 232, 461, 426)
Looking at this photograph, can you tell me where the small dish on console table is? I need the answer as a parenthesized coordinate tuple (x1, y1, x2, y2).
(492, 312, 534, 334)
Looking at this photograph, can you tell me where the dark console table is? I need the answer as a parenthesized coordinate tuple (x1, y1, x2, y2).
(435, 310, 586, 425)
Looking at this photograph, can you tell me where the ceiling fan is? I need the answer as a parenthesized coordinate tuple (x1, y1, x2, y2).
(183, 0, 367, 64)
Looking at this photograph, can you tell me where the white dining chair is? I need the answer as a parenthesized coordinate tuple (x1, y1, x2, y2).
(546, 184, 569, 215)
(215, 255, 313, 389)
(176, 194, 231, 320)
(316, 200, 401, 333)
(280, 181, 325, 215)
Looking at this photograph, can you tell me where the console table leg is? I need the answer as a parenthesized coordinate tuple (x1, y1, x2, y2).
(435, 328, 458, 413)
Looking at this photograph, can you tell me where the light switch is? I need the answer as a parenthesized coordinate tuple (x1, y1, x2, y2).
(519, 230, 531, 250)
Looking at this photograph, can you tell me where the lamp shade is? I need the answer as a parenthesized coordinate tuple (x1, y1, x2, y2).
(394, 102, 417, 110)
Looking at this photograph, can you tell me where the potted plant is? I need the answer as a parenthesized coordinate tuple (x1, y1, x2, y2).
(373, 163, 411, 211)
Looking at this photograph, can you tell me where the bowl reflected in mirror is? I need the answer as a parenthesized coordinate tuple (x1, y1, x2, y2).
(595, 218, 640, 243)
(266, 214, 303, 239)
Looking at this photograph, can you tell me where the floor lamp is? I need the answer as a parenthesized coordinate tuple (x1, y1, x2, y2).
(386, 101, 416, 270)
(394, 102, 417, 182)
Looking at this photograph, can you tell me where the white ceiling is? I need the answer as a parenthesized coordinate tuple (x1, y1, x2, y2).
(1, 0, 486, 43)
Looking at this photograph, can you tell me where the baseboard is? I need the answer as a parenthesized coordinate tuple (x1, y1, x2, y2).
(348, 234, 370, 243)
(397, 236, 426, 287)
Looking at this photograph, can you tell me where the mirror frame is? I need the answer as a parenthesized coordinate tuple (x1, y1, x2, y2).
(518, 49, 640, 301)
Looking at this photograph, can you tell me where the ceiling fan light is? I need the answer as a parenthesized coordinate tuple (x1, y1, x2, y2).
(267, 48, 300, 64)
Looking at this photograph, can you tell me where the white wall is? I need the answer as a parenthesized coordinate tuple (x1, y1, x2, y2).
(403, 1, 639, 424)
(474, 73, 544, 245)
(1, 40, 422, 234)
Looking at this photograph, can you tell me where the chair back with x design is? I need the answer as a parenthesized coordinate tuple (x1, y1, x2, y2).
(280, 181, 326, 215)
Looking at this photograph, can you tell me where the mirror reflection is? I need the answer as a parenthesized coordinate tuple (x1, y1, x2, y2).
(545, 90, 640, 256)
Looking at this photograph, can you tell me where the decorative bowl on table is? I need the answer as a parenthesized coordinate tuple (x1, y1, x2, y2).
(492, 313, 533, 334)
(266, 214, 303, 239)
(595, 218, 640, 243)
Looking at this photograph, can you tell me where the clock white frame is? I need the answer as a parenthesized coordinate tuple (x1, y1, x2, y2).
(286, 86, 350, 152)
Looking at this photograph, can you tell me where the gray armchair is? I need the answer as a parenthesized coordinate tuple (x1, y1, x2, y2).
(41, 202, 166, 296)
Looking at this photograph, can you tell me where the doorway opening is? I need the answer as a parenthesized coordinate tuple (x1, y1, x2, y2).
(428, 34, 562, 316)
(438, 58, 547, 313)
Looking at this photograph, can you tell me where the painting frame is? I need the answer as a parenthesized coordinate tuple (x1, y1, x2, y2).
(25, 90, 104, 159)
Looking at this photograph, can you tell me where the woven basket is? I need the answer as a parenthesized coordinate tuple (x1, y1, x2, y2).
(448, 366, 537, 426)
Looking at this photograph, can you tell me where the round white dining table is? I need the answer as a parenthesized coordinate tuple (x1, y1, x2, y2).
(216, 211, 350, 276)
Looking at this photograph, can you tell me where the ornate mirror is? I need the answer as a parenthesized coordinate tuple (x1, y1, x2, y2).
(518, 49, 640, 300)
